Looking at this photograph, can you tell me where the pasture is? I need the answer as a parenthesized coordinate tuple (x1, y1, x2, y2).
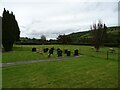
(2, 45, 118, 88)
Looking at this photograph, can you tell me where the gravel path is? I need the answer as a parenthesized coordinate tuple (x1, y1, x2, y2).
(1, 56, 80, 67)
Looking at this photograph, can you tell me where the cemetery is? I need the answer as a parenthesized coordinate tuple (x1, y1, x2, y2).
(1, 7, 119, 88)
(2, 45, 118, 88)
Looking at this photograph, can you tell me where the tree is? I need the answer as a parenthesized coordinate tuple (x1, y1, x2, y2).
(0, 16, 2, 48)
(2, 8, 20, 51)
(91, 20, 107, 52)
(57, 34, 72, 44)
(41, 35, 46, 45)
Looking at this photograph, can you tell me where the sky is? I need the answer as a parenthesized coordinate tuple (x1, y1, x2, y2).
(0, 0, 119, 40)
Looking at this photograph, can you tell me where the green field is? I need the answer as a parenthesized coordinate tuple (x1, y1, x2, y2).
(2, 45, 118, 88)
(2, 45, 118, 63)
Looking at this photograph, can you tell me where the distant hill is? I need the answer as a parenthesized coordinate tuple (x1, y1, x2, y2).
(65, 26, 120, 46)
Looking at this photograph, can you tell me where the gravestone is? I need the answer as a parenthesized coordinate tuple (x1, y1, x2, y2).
(32, 48, 36, 52)
(43, 48, 46, 53)
(67, 51, 71, 56)
(48, 48, 54, 58)
(57, 48, 60, 54)
(49, 48, 54, 54)
(43, 48, 48, 53)
(74, 49, 79, 56)
(57, 49, 62, 57)
(51, 47, 54, 51)
(46, 48, 48, 52)
(64, 49, 68, 54)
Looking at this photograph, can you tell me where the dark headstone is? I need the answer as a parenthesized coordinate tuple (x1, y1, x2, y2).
(32, 48, 36, 52)
(64, 49, 68, 54)
(57, 48, 60, 54)
(51, 47, 54, 51)
(67, 51, 71, 56)
(43, 48, 48, 53)
(74, 49, 79, 56)
(57, 49, 62, 57)
(48, 48, 54, 58)
(49, 48, 54, 54)
(43, 48, 46, 53)
(46, 48, 48, 52)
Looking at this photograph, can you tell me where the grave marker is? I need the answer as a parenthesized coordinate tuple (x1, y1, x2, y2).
(67, 51, 71, 56)
(43, 48, 48, 53)
(49, 48, 54, 54)
(57, 49, 62, 57)
(48, 48, 54, 58)
(32, 48, 36, 52)
(64, 49, 68, 54)
(74, 49, 79, 56)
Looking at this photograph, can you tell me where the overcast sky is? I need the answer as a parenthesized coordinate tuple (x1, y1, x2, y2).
(0, 0, 119, 40)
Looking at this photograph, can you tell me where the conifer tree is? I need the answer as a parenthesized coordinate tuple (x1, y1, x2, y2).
(2, 8, 20, 51)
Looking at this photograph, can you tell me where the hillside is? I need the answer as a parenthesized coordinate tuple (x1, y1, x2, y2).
(66, 26, 120, 46)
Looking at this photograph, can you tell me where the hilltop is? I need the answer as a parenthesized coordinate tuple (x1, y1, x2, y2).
(64, 26, 119, 46)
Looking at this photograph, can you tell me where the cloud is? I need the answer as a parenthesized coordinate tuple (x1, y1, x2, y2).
(0, 1, 119, 39)
(2, 0, 120, 3)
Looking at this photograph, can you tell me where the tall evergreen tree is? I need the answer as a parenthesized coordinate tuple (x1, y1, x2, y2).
(0, 16, 2, 49)
(2, 8, 20, 51)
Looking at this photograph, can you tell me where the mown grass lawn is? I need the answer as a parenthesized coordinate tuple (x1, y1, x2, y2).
(2, 45, 118, 88)
(2, 45, 118, 63)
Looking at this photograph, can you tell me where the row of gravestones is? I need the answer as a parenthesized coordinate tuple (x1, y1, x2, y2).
(32, 47, 79, 57)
